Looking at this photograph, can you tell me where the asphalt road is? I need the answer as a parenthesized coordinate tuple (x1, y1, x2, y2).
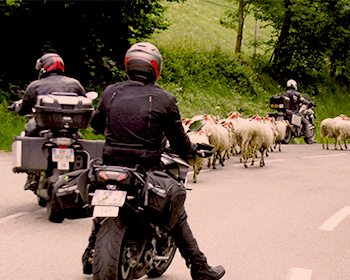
(1, 143, 350, 280)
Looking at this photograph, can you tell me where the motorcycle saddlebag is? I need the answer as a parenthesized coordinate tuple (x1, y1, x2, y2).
(291, 114, 302, 127)
(12, 136, 49, 173)
(270, 95, 290, 110)
(144, 171, 186, 230)
(53, 169, 92, 219)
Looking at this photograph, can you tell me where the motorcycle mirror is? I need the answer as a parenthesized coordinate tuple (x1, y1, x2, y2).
(10, 85, 24, 95)
(86, 91, 98, 100)
(187, 119, 205, 132)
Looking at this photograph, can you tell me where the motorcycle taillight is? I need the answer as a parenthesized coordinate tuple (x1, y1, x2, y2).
(98, 171, 129, 182)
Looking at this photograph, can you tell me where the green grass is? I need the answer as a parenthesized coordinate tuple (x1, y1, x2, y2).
(151, 0, 274, 56)
(1, 0, 349, 150)
(0, 102, 27, 151)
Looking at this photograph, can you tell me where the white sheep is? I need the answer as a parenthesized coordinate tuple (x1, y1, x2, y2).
(225, 111, 251, 157)
(218, 120, 237, 159)
(320, 115, 348, 150)
(263, 116, 278, 155)
(334, 116, 350, 150)
(187, 129, 211, 183)
(240, 116, 275, 168)
(273, 120, 289, 152)
(202, 122, 231, 169)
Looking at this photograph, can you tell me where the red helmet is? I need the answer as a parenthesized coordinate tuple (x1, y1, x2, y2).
(35, 53, 65, 79)
(124, 42, 163, 82)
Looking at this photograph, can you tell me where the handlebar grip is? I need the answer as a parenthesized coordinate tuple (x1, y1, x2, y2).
(196, 150, 212, 158)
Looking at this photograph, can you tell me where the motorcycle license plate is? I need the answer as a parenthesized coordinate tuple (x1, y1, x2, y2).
(52, 148, 74, 162)
(93, 206, 120, 217)
(92, 190, 126, 207)
(92, 190, 127, 217)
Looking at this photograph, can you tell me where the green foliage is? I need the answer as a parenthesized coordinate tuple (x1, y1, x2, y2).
(1, 0, 350, 151)
(0, 0, 181, 91)
(0, 101, 26, 151)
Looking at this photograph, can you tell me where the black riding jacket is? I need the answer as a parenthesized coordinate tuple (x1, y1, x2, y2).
(282, 88, 312, 114)
(17, 73, 86, 116)
(90, 80, 195, 167)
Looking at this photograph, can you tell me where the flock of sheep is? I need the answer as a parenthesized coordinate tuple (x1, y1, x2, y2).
(182, 112, 350, 184)
(182, 112, 289, 183)
(320, 114, 350, 150)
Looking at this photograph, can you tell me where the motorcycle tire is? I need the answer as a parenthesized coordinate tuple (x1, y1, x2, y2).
(304, 126, 316, 144)
(93, 217, 129, 280)
(37, 196, 47, 207)
(147, 235, 177, 278)
(282, 126, 292, 144)
(46, 190, 64, 223)
(47, 192, 64, 223)
(46, 169, 65, 223)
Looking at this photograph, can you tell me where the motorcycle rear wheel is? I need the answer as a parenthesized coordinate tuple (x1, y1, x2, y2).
(47, 192, 64, 223)
(93, 217, 129, 280)
(147, 235, 177, 278)
(282, 126, 292, 144)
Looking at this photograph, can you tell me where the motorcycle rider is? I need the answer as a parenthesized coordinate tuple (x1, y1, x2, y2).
(82, 42, 226, 280)
(282, 79, 317, 144)
(10, 53, 86, 191)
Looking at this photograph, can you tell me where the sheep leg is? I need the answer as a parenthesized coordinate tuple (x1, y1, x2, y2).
(260, 148, 265, 167)
(250, 146, 256, 166)
(242, 140, 249, 168)
(321, 136, 324, 149)
(192, 166, 197, 183)
(344, 140, 348, 149)
(212, 153, 217, 169)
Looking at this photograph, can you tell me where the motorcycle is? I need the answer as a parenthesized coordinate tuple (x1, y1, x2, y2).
(268, 95, 316, 144)
(52, 138, 213, 279)
(9, 86, 105, 223)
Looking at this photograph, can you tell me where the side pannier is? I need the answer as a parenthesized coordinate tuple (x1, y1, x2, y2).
(143, 171, 187, 230)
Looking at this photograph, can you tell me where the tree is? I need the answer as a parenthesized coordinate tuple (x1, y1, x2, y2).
(0, 0, 185, 91)
(270, 0, 350, 87)
(219, 0, 252, 55)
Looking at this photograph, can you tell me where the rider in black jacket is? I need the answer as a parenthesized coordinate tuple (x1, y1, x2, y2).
(282, 79, 317, 144)
(82, 42, 225, 280)
(13, 53, 86, 190)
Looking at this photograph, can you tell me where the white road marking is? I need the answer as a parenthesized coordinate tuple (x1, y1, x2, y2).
(302, 153, 349, 159)
(319, 206, 350, 231)
(287, 267, 312, 280)
(0, 211, 28, 224)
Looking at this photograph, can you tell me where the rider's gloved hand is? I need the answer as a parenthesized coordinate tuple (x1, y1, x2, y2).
(308, 101, 316, 108)
(8, 100, 21, 112)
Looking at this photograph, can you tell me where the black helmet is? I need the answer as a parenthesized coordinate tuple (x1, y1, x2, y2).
(124, 42, 163, 83)
(35, 53, 65, 79)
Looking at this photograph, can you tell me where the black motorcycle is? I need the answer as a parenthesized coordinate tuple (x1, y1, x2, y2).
(269, 95, 316, 144)
(52, 141, 213, 279)
(9, 86, 105, 223)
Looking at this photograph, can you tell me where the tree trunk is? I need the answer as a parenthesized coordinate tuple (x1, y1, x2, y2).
(235, 0, 244, 55)
(254, 19, 258, 57)
(271, 0, 293, 81)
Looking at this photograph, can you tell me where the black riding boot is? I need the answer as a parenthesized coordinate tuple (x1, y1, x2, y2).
(171, 214, 225, 280)
(82, 218, 101, 275)
(24, 172, 40, 191)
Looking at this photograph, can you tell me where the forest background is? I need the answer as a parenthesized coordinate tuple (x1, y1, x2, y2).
(1, 0, 350, 151)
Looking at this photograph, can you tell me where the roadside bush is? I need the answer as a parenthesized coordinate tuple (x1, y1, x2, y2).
(0, 102, 26, 151)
